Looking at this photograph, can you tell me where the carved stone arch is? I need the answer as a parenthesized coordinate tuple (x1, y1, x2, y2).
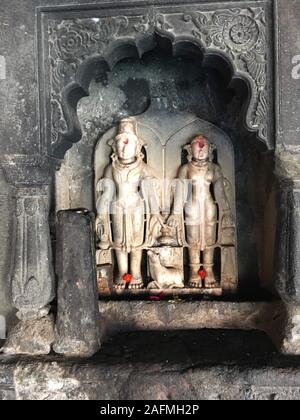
(42, 2, 272, 159)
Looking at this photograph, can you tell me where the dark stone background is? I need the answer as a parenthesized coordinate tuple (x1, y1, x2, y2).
(0, 0, 298, 322)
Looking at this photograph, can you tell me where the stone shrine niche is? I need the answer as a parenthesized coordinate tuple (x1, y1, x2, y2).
(4, 1, 293, 362)
(49, 2, 275, 300)
(95, 100, 237, 296)
(54, 35, 275, 300)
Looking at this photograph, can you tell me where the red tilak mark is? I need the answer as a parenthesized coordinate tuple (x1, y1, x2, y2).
(197, 139, 206, 149)
(121, 138, 129, 155)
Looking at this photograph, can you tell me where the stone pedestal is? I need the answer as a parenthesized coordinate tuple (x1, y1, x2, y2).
(53, 210, 101, 357)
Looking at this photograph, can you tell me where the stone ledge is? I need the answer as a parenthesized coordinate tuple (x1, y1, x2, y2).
(1, 330, 300, 400)
(98, 300, 285, 348)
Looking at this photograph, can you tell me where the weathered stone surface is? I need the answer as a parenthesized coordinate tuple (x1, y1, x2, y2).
(1, 155, 54, 187)
(0, 184, 56, 355)
(0, 168, 14, 327)
(98, 300, 286, 350)
(275, 152, 300, 304)
(53, 211, 101, 357)
(1, 330, 300, 400)
(1, 315, 55, 356)
(9, 188, 55, 321)
(0, 0, 284, 157)
(277, 0, 300, 153)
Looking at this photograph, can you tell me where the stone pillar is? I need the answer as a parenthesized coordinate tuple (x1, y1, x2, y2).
(0, 155, 55, 355)
(55, 162, 93, 212)
(53, 210, 101, 357)
(275, 153, 300, 354)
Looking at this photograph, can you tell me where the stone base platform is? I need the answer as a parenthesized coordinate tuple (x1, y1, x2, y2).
(1, 329, 300, 400)
(98, 300, 285, 348)
(1, 300, 299, 400)
(99, 288, 223, 298)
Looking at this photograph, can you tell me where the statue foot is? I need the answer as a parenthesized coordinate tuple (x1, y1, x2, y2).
(204, 276, 219, 289)
(114, 279, 126, 289)
(188, 279, 203, 289)
(128, 278, 144, 290)
(205, 282, 219, 289)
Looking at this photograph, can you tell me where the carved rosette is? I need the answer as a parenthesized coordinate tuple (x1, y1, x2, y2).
(183, 7, 268, 140)
(46, 5, 270, 153)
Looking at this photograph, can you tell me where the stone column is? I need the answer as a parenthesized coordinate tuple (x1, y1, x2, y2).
(275, 153, 300, 355)
(53, 210, 101, 357)
(0, 155, 55, 355)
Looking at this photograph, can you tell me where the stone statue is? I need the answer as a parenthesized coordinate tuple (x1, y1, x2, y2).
(168, 135, 235, 289)
(147, 250, 184, 290)
(96, 118, 162, 289)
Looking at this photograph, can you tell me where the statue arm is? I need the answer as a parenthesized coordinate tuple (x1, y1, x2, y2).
(141, 165, 162, 217)
(213, 165, 231, 214)
(96, 166, 114, 249)
(141, 166, 164, 247)
(168, 165, 188, 227)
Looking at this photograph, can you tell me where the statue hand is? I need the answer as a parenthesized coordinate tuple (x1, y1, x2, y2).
(96, 217, 111, 249)
(222, 212, 235, 228)
(99, 237, 111, 250)
(168, 214, 180, 228)
(150, 214, 164, 227)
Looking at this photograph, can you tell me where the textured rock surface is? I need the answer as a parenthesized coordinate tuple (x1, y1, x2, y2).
(53, 211, 101, 357)
(98, 300, 286, 349)
(0, 169, 14, 326)
(1, 315, 55, 356)
(1, 330, 300, 400)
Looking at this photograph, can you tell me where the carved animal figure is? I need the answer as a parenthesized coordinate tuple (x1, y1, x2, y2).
(147, 250, 184, 289)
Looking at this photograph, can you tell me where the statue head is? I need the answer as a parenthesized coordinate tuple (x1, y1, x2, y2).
(109, 117, 145, 162)
(185, 135, 215, 162)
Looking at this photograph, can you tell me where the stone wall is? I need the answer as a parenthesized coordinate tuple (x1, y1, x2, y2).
(0, 169, 13, 327)
(0, 0, 300, 350)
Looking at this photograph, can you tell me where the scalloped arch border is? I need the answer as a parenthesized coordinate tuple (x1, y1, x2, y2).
(39, 2, 273, 158)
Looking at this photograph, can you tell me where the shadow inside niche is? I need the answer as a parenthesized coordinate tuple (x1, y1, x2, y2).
(2, 329, 300, 367)
(90, 329, 298, 367)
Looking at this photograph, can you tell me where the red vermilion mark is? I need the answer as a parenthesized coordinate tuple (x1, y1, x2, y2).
(198, 269, 207, 280)
(123, 273, 133, 284)
(148, 292, 166, 301)
(197, 138, 206, 149)
(121, 137, 129, 155)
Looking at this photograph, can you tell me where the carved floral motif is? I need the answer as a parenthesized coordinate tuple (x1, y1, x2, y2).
(47, 6, 270, 152)
(134, 7, 173, 33)
(183, 8, 268, 140)
(48, 17, 129, 145)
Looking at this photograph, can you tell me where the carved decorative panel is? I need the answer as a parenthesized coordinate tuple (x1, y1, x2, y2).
(38, 1, 273, 157)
